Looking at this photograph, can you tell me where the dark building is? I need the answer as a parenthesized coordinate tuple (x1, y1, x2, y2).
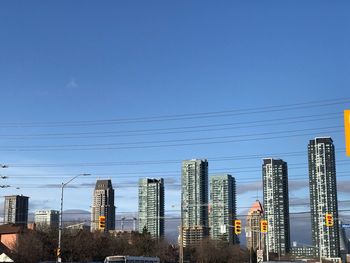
(91, 179, 115, 232)
(262, 158, 290, 256)
(4, 195, 29, 227)
(308, 137, 340, 259)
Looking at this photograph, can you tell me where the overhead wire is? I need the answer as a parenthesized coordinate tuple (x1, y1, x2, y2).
(0, 128, 343, 151)
(0, 112, 341, 140)
(0, 97, 347, 127)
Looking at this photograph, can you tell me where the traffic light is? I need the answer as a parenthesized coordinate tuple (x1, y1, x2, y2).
(260, 220, 268, 233)
(325, 213, 334, 227)
(56, 248, 61, 257)
(234, 220, 241, 235)
(99, 216, 106, 230)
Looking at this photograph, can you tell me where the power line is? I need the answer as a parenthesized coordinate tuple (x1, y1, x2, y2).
(0, 127, 342, 151)
(0, 97, 347, 127)
(0, 112, 341, 140)
(5, 148, 346, 168)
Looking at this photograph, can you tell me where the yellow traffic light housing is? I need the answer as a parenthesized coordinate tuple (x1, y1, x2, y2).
(234, 219, 241, 235)
(325, 213, 334, 227)
(345, 110, 350, 156)
(260, 220, 268, 233)
(99, 215, 106, 230)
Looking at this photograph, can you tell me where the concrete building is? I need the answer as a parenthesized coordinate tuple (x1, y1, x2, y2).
(209, 174, 237, 244)
(308, 137, 340, 258)
(138, 178, 164, 238)
(181, 159, 209, 247)
(262, 158, 290, 256)
(91, 179, 115, 232)
(246, 200, 264, 252)
(34, 210, 59, 229)
(4, 195, 29, 227)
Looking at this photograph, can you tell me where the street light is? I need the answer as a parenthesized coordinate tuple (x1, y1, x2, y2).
(57, 173, 90, 263)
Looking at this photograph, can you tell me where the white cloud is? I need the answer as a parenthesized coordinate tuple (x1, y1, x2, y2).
(66, 78, 79, 89)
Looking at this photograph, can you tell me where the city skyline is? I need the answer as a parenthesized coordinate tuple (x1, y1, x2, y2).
(0, 137, 347, 251)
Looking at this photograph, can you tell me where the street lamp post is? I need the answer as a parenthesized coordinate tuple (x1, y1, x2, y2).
(57, 173, 90, 263)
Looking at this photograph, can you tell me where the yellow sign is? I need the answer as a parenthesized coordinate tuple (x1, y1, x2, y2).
(345, 110, 350, 156)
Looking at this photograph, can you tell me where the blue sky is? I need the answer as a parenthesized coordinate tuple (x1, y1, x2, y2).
(0, 1, 349, 243)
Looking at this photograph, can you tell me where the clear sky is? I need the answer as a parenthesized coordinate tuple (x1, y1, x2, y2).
(0, 1, 349, 243)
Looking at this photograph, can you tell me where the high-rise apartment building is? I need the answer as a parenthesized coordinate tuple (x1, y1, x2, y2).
(308, 137, 340, 258)
(34, 210, 60, 229)
(138, 178, 165, 238)
(91, 179, 115, 232)
(209, 174, 237, 244)
(4, 195, 29, 226)
(246, 200, 264, 252)
(262, 158, 290, 256)
(181, 159, 209, 247)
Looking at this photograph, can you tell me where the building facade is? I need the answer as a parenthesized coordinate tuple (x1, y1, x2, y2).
(181, 159, 209, 247)
(308, 137, 340, 258)
(34, 210, 60, 229)
(138, 178, 165, 238)
(209, 174, 237, 244)
(246, 200, 264, 252)
(91, 179, 115, 232)
(4, 195, 29, 227)
(262, 158, 290, 256)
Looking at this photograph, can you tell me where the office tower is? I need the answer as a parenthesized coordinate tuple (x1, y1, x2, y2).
(4, 195, 29, 226)
(262, 158, 290, 256)
(308, 137, 340, 258)
(209, 174, 237, 244)
(34, 210, 60, 229)
(91, 179, 115, 232)
(181, 159, 209, 247)
(138, 178, 165, 238)
(246, 200, 265, 252)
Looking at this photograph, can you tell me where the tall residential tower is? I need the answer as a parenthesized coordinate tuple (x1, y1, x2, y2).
(308, 137, 340, 258)
(209, 174, 237, 244)
(138, 178, 165, 238)
(181, 159, 209, 247)
(262, 158, 290, 256)
(91, 179, 115, 232)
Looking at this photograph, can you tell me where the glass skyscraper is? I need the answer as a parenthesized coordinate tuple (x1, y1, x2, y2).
(181, 159, 209, 247)
(138, 178, 164, 238)
(209, 174, 237, 244)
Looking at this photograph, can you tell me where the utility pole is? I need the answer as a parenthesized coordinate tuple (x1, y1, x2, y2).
(57, 173, 90, 263)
